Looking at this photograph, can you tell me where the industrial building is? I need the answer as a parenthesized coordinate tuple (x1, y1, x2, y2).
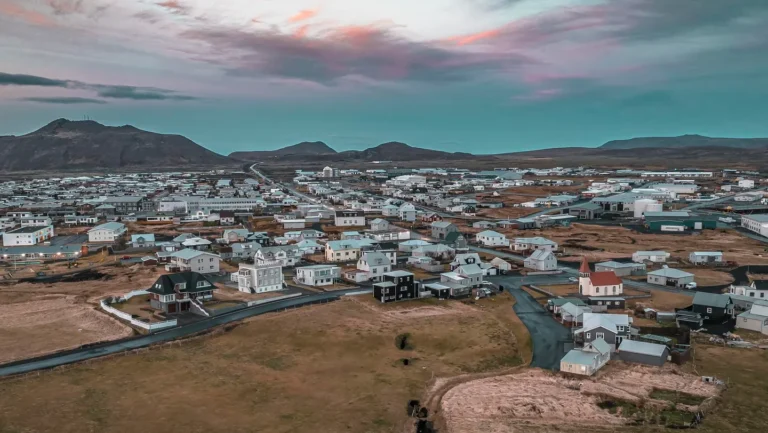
(643, 211, 717, 231)
(741, 214, 768, 237)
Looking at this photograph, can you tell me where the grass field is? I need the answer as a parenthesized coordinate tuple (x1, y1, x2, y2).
(0, 293, 528, 433)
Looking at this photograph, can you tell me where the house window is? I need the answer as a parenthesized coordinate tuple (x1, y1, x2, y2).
(596, 287, 599, 294)
(596, 332, 605, 339)
(706, 307, 713, 313)
(586, 333, 591, 339)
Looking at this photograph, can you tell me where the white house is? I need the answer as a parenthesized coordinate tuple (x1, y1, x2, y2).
(738, 179, 755, 189)
(334, 210, 365, 227)
(560, 338, 611, 376)
(255, 245, 300, 267)
(730, 281, 768, 300)
(475, 230, 509, 247)
(736, 302, 768, 335)
(181, 237, 212, 251)
(578, 257, 623, 297)
(167, 249, 220, 274)
(20, 216, 52, 227)
(370, 218, 390, 231)
(295, 264, 341, 286)
(398, 203, 417, 222)
(2, 225, 54, 246)
(381, 205, 399, 217)
(632, 250, 670, 263)
(524, 249, 557, 271)
(234, 260, 284, 293)
(357, 251, 392, 282)
(689, 251, 723, 265)
(513, 237, 558, 252)
(88, 222, 126, 243)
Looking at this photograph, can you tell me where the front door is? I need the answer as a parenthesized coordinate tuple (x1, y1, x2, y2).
(616, 336, 623, 346)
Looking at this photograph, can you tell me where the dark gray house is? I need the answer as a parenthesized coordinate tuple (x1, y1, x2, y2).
(373, 270, 417, 303)
(567, 202, 604, 220)
(575, 313, 633, 351)
(146, 272, 215, 315)
(617, 340, 670, 366)
(441, 232, 467, 249)
(692, 292, 734, 322)
(431, 221, 458, 240)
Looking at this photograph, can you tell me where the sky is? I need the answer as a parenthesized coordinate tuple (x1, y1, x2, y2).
(1, 0, 768, 155)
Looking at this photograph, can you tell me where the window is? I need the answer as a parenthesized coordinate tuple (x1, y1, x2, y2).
(596, 287, 600, 294)
(596, 332, 605, 339)
(586, 333, 591, 339)
(706, 307, 713, 313)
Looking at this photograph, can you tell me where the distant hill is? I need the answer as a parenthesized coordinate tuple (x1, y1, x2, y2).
(600, 134, 768, 150)
(231, 141, 477, 162)
(229, 141, 336, 160)
(0, 119, 233, 172)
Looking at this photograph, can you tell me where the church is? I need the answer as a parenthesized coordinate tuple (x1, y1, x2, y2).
(579, 257, 623, 297)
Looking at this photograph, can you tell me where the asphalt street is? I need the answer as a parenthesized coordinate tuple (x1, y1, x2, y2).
(491, 274, 572, 370)
(0, 288, 370, 377)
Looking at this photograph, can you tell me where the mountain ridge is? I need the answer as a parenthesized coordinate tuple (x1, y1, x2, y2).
(0, 119, 233, 171)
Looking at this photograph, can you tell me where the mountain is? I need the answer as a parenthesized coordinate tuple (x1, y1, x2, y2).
(229, 141, 336, 160)
(600, 134, 768, 150)
(0, 119, 233, 171)
(230, 141, 477, 162)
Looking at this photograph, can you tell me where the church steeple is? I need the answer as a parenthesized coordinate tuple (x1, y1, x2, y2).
(579, 257, 590, 277)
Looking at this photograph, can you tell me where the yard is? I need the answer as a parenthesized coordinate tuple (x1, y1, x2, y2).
(111, 294, 166, 323)
(0, 293, 529, 433)
(0, 294, 133, 364)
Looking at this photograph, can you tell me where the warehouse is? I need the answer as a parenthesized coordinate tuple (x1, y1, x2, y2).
(741, 214, 768, 237)
(566, 202, 604, 220)
(617, 340, 670, 366)
(647, 268, 695, 288)
(595, 261, 645, 277)
(643, 211, 717, 232)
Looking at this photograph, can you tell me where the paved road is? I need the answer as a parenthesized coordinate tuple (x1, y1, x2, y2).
(0, 288, 371, 377)
(492, 275, 571, 370)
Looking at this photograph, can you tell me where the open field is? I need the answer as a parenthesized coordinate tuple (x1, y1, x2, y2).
(0, 293, 528, 433)
(438, 364, 722, 433)
(0, 295, 133, 364)
(501, 224, 768, 266)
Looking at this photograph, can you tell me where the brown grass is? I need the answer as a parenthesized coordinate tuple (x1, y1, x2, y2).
(0, 295, 133, 364)
(0, 294, 528, 433)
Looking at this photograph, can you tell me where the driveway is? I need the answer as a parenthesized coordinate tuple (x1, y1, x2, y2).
(492, 275, 572, 370)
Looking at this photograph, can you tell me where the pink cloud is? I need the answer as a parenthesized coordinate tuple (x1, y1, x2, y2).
(288, 9, 317, 23)
(514, 88, 563, 101)
(0, 0, 56, 26)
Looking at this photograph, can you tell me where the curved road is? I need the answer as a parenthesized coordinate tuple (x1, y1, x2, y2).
(491, 274, 572, 370)
(0, 289, 369, 377)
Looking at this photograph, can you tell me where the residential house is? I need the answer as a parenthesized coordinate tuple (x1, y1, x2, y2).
(282, 219, 306, 229)
(219, 211, 236, 225)
(255, 245, 300, 267)
(646, 268, 694, 288)
(167, 249, 221, 274)
(692, 292, 734, 322)
(441, 232, 468, 250)
(736, 302, 768, 335)
(524, 249, 558, 271)
(295, 239, 323, 255)
(450, 252, 483, 270)
(326, 239, 373, 262)
(398, 239, 431, 253)
(181, 237, 212, 251)
(20, 216, 52, 227)
(472, 221, 497, 229)
(131, 234, 156, 248)
(398, 203, 417, 222)
(632, 250, 670, 263)
(412, 244, 455, 260)
(381, 205, 399, 217)
(475, 230, 509, 247)
(560, 302, 592, 326)
(431, 221, 458, 240)
(2, 225, 54, 246)
(560, 338, 611, 376)
(357, 251, 392, 282)
(341, 231, 363, 240)
(490, 257, 513, 272)
(334, 210, 365, 227)
(575, 313, 633, 351)
(88, 222, 126, 243)
(370, 218, 390, 231)
(295, 265, 341, 286)
(617, 340, 670, 367)
(689, 251, 724, 265)
(441, 263, 483, 289)
(513, 237, 558, 252)
(421, 212, 442, 223)
(147, 272, 215, 315)
(730, 280, 768, 300)
(373, 270, 418, 303)
(578, 257, 623, 296)
(234, 260, 284, 293)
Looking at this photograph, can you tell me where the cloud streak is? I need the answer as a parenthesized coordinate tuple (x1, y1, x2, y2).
(0, 71, 197, 101)
(288, 9, 317, 23)
(0, 1, 56, 26)
(21, 96, 107, 104)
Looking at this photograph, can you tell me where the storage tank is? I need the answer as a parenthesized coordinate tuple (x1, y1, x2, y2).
(634, 199, 660, 218)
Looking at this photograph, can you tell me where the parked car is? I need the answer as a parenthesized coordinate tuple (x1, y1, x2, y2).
(568, 277, 578, 282)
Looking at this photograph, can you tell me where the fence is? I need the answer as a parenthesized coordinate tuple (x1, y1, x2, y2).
(246, 292, 302, 307)
(100, 299, 178, 332)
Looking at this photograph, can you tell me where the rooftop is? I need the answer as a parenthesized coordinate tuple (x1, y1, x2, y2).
(618, 340, 668, 357)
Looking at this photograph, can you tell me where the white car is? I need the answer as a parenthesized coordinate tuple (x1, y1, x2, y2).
(568, 277, 578, 283)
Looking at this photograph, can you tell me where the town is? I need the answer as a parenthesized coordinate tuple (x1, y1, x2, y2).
(1, 163, 768, 432)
